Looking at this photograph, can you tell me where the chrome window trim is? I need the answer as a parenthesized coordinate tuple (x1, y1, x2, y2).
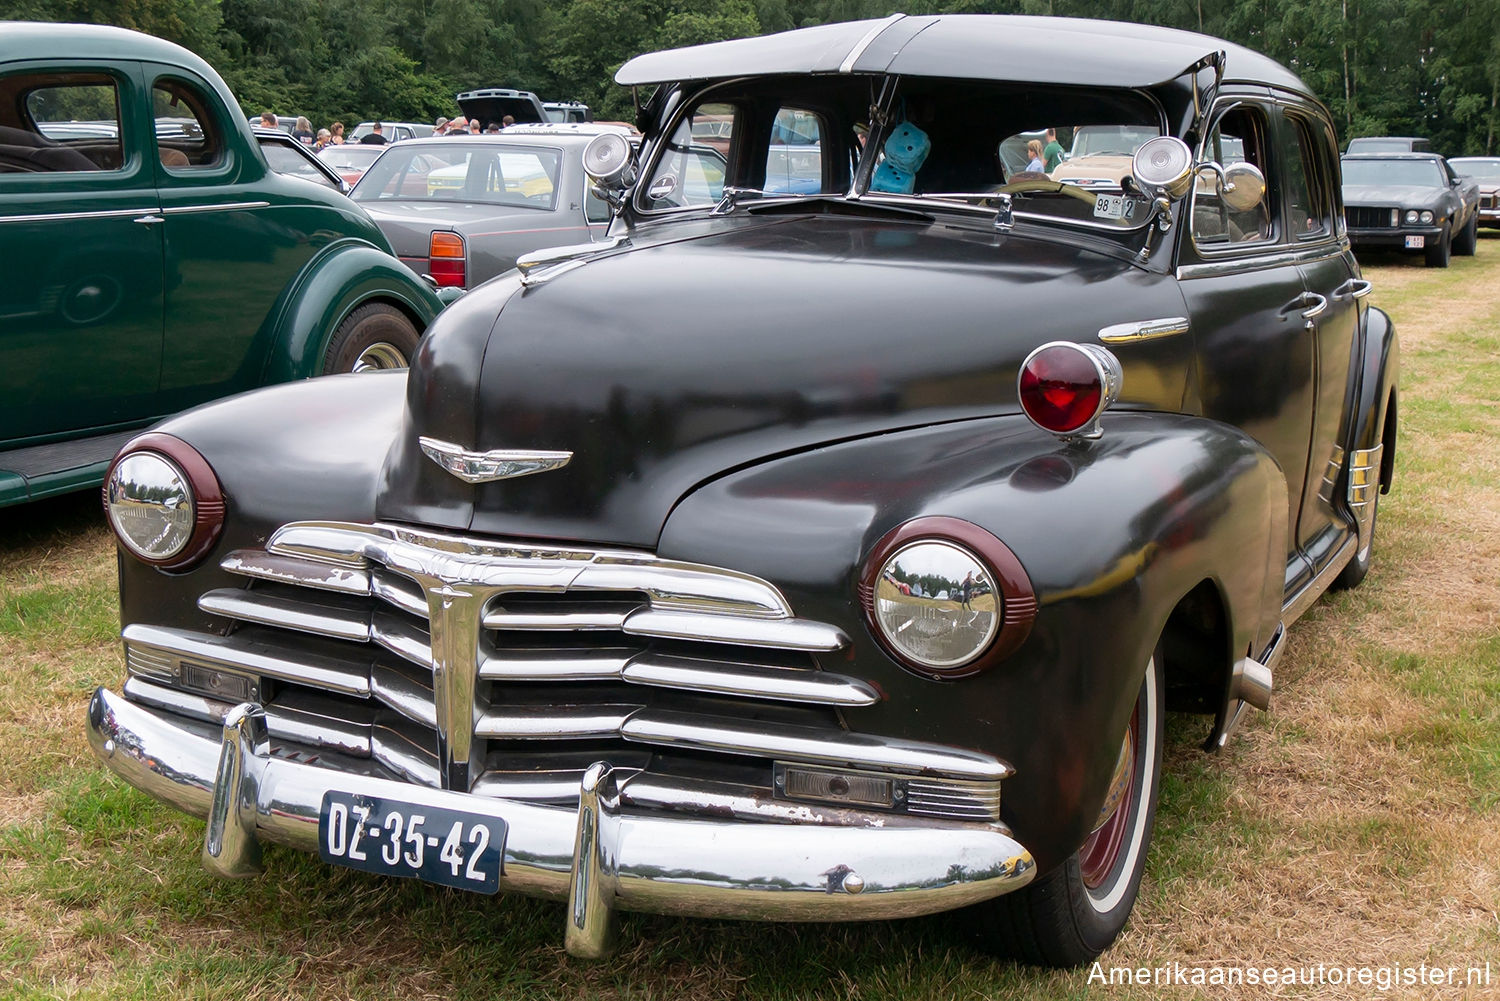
(838, 14, 906, 73)
(0, 206, 159, 224)
(1175, 240, 1350, 281)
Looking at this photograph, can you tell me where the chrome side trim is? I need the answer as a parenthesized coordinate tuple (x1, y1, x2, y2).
(1176, 241, 1351, 280)
(0, 206, 158, 224)
(1348, 443, 1384, 558)
(1282, 535, 1356, 626)
(1097, 316, 1190, 344)
(90, 687, 1035, 958)
(839, 13, 906, 73)
(161, 201, 271, 215)
(622, 710, 1014, 782)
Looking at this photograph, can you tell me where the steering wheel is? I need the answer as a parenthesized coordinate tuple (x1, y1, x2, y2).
(992, 178, 1099, 206)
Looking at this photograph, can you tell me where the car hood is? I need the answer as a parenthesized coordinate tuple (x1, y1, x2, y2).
(359, 200, 560, 257)
(376, 212, 1188, 547)
(1342, 184, 1447, 208)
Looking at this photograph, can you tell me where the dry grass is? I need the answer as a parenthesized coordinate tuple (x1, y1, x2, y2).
(2, 239, 1499, 998)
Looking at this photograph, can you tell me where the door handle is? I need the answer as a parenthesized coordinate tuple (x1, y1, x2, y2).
(1333, 278, 1373, 300)
(1299, 292, 1328, 320)
(132, 214, 165, 225)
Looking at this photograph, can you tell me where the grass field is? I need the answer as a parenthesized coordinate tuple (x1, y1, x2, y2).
(3, 236, 1498, 999)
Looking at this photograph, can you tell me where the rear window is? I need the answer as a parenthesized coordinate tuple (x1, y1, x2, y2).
(1341, 159, 1446, 187)
(352, 142, 562, 208)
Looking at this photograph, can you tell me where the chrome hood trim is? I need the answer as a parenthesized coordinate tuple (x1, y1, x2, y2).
(419, 436, 573, 483)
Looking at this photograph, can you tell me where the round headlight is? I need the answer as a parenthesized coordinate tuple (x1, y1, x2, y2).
(104, 434, 225, 570)
(874, 541, 999, 669)
(1420, 210, 1435, 224)
(1404, 210, 1419, 224)
(859, 517, 1036, 680)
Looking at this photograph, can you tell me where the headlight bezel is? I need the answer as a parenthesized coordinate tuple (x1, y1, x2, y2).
(858, 516, 1036, 680)
(103, 433, 225, 572)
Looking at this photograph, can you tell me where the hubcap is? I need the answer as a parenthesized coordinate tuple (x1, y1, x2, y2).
(1079, 704, 1138, 889)
(351, 342, 408, 372)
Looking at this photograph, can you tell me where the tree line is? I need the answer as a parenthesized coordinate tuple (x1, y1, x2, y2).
(4, 0, 1497, 154)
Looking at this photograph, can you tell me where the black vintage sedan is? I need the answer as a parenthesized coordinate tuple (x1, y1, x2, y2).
(1342, 152, 1480, 266)
(88, 15, 1397, 968)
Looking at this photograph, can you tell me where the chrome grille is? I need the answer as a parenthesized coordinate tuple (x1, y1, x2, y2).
(120, 521, 1008, 822)
(1346, 206, 1397, 229)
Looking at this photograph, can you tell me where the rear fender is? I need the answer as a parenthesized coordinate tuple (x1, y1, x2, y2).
(1348, 304, 1399, 492)
(260, 239, 444, 382)
(658, 412, 1287, 871)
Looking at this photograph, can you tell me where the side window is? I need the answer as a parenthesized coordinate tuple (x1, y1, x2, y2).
(765, 108, 824, 194)
(1192, 106, 1274, 249)
(1, 74, 122, 173)
(1283, 115, 1332, 241)
(585, 180, 611, 223)
(642, 102, 731, 209)
(152, 79, 222, 169)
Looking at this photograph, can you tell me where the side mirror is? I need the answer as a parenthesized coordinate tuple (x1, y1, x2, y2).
(582, 133, 638, 209)
(1217, 161, 1267, 212)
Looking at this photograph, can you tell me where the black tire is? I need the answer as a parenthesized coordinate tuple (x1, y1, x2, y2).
(322, 302, 420, 374)
(1332, 491, 1378, 590)
(971, 649, 1164, 967)
(1453, 213, 1478, 256)
(1424, 224, 1451, 268)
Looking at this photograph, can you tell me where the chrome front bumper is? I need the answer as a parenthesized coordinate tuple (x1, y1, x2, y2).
(87, 687, 1036, 957)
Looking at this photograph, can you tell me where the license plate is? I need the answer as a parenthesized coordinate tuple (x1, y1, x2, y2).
(1093, 194, 1138, 221)
(1404, 235, 1425, 249)
(318, 791, 507, 893)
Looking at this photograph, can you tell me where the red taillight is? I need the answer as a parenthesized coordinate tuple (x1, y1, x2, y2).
(1018, 342, 1121, 438)
(429, 231, 465, 288)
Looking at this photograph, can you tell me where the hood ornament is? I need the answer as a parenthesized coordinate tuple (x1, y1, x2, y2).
(418, 436, 573, 483)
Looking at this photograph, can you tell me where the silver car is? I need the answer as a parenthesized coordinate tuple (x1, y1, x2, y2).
(348, 124, 633, 289)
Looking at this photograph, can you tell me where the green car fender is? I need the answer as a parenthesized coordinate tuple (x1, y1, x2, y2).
(261, 238, 447, 383)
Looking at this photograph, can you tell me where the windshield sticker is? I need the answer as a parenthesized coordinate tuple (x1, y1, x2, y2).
(1093, 194, 1144, 221)
(648, 174, 678, 200)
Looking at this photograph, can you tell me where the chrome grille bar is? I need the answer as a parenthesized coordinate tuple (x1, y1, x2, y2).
(620, 654, 880, 706)
(476, 705, 643, 740)
(198, 588, 372, 643)
(620, 608, 848, 652)
(124, 623, 370, 696)
(220, 550, 371, 595)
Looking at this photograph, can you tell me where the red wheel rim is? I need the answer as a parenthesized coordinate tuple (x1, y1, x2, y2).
(1079, 704, 1138, 890)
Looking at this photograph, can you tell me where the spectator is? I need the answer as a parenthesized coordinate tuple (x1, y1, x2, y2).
(1025, 139, 1045, 172)
(314, 128, 332, 150)
(330, 121, 345, 145)
(501, 115, 514, 128)
(446, 117, 468, 135)
(291, 116, 314, 146)
(1042, 128, 1065, 172)
(434, 116, 449, 135)
(359, 122, 388, 145)
(486, 121, 501, 133)
(258, 111, 277, 129)
(468, 119, 481, 134)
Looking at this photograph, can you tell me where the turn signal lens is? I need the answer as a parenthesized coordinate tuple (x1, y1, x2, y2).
(103, 433, 225, 571)
(1018, 341, 1122, 438)
(429, 231, 465, 288)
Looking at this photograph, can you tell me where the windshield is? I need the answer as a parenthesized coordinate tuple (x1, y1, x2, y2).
(1341, 158, 1446, 187)
(638, 74, 1162, 233)
(1450, 158, 1500, 183)
(352, 142, 562, 208)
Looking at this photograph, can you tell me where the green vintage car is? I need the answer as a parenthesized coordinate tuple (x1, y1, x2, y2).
(0, 22, 448, 507)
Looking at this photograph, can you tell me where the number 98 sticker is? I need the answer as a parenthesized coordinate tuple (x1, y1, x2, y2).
(1093, 194, 1140, 220)
(319, 791, 508, 894)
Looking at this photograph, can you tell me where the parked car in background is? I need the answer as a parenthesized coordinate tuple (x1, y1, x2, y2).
(245, 113, 297, 133)
(1050, 123, 1161, 189)
(0, 22, 447, 506)
(1448, 156, 1500, 229)
(254, 127, 347, 193)
(317, 142, 384, 185)
(1342, 152, 1480, 266)
(543, 100, 592, 123)
(456, 88, 548, 129)
(88, 13, 1398, 968)
(349, 124, 634, 288)
(351, 121, 432, 143)
(1346, 136, 1431, 154)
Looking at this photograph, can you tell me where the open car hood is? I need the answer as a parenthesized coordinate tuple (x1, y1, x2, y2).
(456, 88, 548, 126)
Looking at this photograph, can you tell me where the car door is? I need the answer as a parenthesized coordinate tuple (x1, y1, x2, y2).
(1178, 96, 1320, 596)
(0, 62, 165, 443)
(1281, 105, 1365, 570)
(145, 65, 316, 414)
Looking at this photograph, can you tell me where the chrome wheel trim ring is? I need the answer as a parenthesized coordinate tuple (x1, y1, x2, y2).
(351, 341, 408, 372)
(1083, 656, 1158, 913)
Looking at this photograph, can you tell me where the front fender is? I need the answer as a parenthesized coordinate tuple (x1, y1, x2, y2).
(657, 412, 1286, 871)
(261, 239, 445, 383)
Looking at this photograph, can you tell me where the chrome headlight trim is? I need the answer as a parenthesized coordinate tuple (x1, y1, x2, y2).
(104, 433, 225, 571)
